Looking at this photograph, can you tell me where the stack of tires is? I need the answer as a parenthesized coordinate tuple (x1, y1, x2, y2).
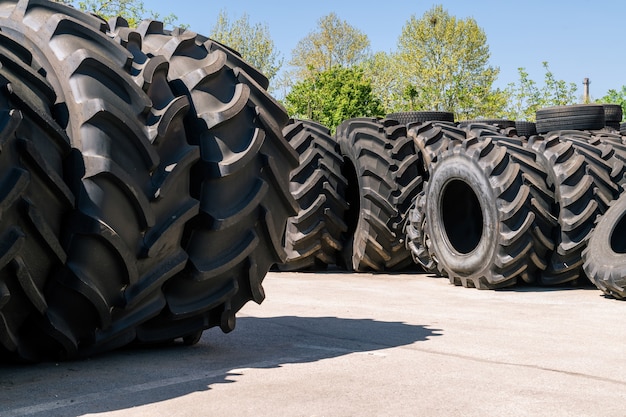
(404, 104, 626, 297)
(0, 2, 297, 362)
(279, 104, 626, 303)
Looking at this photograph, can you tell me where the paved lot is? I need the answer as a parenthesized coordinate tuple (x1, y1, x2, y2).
(1, 271, 625, 417)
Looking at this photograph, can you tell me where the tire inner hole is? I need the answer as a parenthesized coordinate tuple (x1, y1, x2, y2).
(610, 211, 626, 253)
(441, 179, 483, 254)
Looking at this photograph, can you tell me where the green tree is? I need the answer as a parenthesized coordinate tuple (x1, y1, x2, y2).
(395, 5, 505, 118)
(505, 62, 578, 121)
(362, 51, 406, 112)
(284, 66, 384, 132)
(596, 85, 626, 121)
(290, 13, 370, 79)
(210, 10, 283, 82)
(54, 0, 179, 27)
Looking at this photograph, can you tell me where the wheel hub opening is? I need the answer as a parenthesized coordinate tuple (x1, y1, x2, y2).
(441, 179, 483, 254)
(610, 211, 626, 253)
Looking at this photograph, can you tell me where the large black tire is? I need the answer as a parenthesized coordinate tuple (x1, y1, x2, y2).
(404, 191, 438, 274)
(115, 21, 298, 343)
(583, 193, 626, 299)
(423, 136, 536, 289)
(336, 118, 422, 271)
(0, 2, 202, 360)
(0, 38, 76, 361)
(555, 130, 623, 210)
(602, 104, 622, 125)
(407, 121, 464, 179)
(460, 125, 557, 284)
(514, 120, 537, 138)
(386, 111, 454, 125)
(526, 133, 615, 285)
(278, 119, 348, 271)
(535, 104, 605, 134)
(457, 119, 516, 130)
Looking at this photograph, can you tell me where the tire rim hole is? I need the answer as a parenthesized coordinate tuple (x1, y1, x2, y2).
(441, 179, 483, 254)
(610, 211, 626, 253)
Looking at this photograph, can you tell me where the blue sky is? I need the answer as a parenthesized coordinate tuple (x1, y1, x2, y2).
(149, 0, 624, 100)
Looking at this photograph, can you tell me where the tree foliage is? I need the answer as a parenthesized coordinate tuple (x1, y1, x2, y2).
(395, 5, 505, 118)
(504, 62, 578, 121)
(290, 13, 370, 79)
(284, 66, 384, 132)
(596, 86, 626, 121)
(362, 51, 407, 112)
(54, 0, 179, 28)
(210, 10, 283, 82)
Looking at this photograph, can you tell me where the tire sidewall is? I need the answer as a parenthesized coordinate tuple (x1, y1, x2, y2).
(426, 155, 498, 275)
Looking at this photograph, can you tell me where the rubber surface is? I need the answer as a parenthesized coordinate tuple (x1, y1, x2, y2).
(535, 104, 605, 134)
(113, 20, 299, 344)
(386, 111, 455, 125)
(424, 135, 536, 289)
(278, 119, 348, 271)
(0, 34, 75, 361)
(583, 193, 626, 299)
(336, 118, 422, 271)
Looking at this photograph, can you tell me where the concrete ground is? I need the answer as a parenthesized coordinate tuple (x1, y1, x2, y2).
(1, 271, 625, 417)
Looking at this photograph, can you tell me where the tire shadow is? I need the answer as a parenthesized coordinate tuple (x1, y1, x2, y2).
(0, 315, 442, 416)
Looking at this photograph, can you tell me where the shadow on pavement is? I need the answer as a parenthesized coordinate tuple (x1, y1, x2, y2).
(0, 315, 442, 416)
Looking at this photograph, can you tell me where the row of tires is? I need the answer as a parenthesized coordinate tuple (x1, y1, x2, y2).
(279, 105, 626, 300)
(0, 2, 299, 362)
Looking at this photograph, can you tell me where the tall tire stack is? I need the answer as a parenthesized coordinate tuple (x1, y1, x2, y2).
(277, 119, 348, 271)
(0, 2, 297, 362)
(336, 118, 422, 271)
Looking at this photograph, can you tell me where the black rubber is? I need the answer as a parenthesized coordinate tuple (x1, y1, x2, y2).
(423, 135, 536, 289)
(385, 111, 454, 125)
(583, 193, 626, 299)
(526, 132, 615, 285)
(602, 104, 623, 124)
(407, 121, 464, 179)
(514, 120, 537, 137)
(0, 37, 76, 361)
(535, 104, 605, 134)
(116, 20, 298, 344)
(336, 118, 422, 271)
(555, 130, 623, 210)
(278, 119, 348, 271)
(0, 2, 203, 360)
(461, 125, 557, 284)
(404, 191, 438, 274)
(458, 119, 516, 130)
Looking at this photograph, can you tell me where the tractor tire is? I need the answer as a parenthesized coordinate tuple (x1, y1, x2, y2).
(336, 118, 422, 271)
(583, 193, 626, 299)
(0, 2, 202, 360)
(423, 137, 536, 289)
(535, 104, 605, 134)
(407, 121, 465, 179)
(0, 38, 75, 361)
(457, 119, 516, 130)
(386, 111, 454, 125)
(514, 120, 537, 137)
(278, 119, 348, 271)
(460, 125, 557, 284)
(526, 133, 612, 285)
(602, 104, 622, 125)
(112, 20, 298, 344)
(555, 130, 623, 210)
(404, 191, 438, 274)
